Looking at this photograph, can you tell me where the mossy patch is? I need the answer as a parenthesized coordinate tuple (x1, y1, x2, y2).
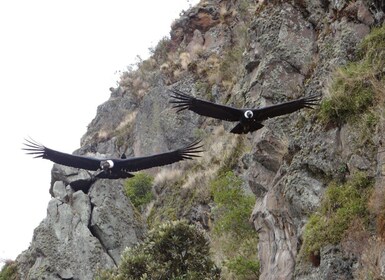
(301, 172, 374, 260)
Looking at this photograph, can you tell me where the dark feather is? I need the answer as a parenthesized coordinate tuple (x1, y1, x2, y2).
(23, 138, 101, 170)
(252, 94, 321, 121)
(113, 139, 204, 172)
(170, 89, 242, 121)
(230, 122, 264, 134)
(23, 138, 203, 178)
(95, 170, 134, 179)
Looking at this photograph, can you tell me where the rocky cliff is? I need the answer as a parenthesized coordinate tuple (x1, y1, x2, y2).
(12, 0, 385, 279)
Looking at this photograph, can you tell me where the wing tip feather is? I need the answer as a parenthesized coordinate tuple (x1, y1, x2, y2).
(22, 138, 46, 157)
(303, 94, 322, 108)
(179, 139, 204, 160)
(170, 88, 193, 112)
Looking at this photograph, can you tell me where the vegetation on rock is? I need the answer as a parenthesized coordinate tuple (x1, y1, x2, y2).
(124, 172, 154, 209)
(0, 261, 19, 280)
(319, 25, 385, 127)
(97, 220, 220, 280)
(301, 172, 374, 261)
(210, 171, 259, 279)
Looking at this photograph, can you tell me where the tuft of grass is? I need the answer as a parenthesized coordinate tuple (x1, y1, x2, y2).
(357, 24, 385, 63)
(219, 46, 244, 89)
(217, 136, 244, 175)
(318, 63, 375, 125)
(318, 25, 385, 126)
(124, 173, 154, 209)
(149, 36, 173, 65)
(301, 172, 374, 260)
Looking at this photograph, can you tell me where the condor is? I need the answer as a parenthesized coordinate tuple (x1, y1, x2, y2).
(170, 89, 320, 134)
(23, 138, 203, 179)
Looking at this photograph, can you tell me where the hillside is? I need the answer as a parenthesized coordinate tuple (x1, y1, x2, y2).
(3, 0, 385, 279)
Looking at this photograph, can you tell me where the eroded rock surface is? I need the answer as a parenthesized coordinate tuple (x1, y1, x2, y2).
(16, 179, 144, 279)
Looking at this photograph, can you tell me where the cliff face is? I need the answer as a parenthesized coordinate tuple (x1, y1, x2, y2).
(15, 0, 385, 279)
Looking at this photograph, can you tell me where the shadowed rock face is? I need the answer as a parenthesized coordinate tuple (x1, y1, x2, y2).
(14, 0, 385, 279)
(16, 180, 145, 279)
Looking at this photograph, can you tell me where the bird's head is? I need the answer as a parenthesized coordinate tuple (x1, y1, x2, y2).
(244, 110, 253, 119)
(100, 160, 114, 171)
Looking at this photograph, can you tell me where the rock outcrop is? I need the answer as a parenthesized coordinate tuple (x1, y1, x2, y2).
(14, 0, 385, 279)
(16, 179, 144, 279)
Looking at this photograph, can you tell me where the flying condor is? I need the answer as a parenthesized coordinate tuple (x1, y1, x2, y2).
(170, 89, 320, 134)
(23, 139, 203, 179)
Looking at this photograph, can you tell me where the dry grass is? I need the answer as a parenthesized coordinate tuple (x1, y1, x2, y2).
(96, 129, 112, 142)
(353, 237, 385, 280)
(119, 70, 150, 98)
(341, 218, 370, 257)
(179, 52, 192, 70)
(368, 184, 385, 239)
(153, 168, 183, 195)
(172, 127, 242, 201)
(115, 111, 138, 131)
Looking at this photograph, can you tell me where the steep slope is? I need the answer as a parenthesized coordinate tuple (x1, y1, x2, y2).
(11, 0, 385, 279)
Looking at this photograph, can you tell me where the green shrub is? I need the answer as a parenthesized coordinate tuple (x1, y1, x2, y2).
(225, 255, 260, 280)
(0, 261, 19, 280)
(124, 173, 154, 209)
(302, 172, 374, 259)
(210, 171, 254, 237)
(98, 220, 220, 280)
(210, 171, 260, 279)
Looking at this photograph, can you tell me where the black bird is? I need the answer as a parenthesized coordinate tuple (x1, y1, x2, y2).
(170, 89, 320, 134)
(23, 138, 203, 179)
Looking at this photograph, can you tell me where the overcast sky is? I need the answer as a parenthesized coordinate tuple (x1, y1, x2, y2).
(0, 0, 199, 265)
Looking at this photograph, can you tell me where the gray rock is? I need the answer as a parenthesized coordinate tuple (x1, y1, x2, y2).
(89, 180, 145, 264)
(51, 164, 94, 194)
(295, 245, 355, 280)
(16, 196, 115, 279)
(72, 190, 92, 224)
(52, 181, 67, 200)
(16, 178, 145, 279)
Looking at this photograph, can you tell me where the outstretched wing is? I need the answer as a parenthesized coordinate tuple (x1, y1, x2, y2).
(23, 138, 101, 171)
(170, 89, 242, 122)
(252, 94, 320, 121)
(114, 139, 203, 172)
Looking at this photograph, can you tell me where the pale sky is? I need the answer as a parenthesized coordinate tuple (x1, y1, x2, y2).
(0, 0, 199, 265)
